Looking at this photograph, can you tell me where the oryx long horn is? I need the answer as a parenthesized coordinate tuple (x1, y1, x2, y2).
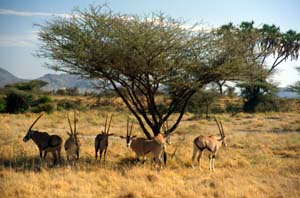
(74, 111, 77, 134)
(28, 114, 44, 131)
(67, 114, 74, 135)
(107, 115, 113, 134)
(126, 119, 129, 136)
(214, 117, 222, 136)
(129, 120, 133, 136)
(219, 118, 225, 137)
(104, 115, 108, 133)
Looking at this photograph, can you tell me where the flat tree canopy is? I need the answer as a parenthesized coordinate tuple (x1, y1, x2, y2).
(37, 5, 259, 138)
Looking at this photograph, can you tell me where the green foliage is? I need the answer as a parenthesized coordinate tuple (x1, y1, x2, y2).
(4, 91, 30, 113)
(30, 95, 54, 113)
(1, 80, 54, 114)
(225, 102, 243, 116)
(56, 100, 82, 111)
(32, 95, 52, 105)
(31, 103, 55, 114)
(238, 80, 278, 113)
(5, 80, 48, 92)
(35, 5, 272, 137)
(0, 99, 6, 113)
(218, 21, 299, 114)
(186, 89, 219, 118)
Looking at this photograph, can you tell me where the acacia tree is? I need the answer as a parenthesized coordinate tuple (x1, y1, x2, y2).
(37, 6, 256, 138)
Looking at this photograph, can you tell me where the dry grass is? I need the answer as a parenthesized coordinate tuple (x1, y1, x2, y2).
(0, 110, 300, 198)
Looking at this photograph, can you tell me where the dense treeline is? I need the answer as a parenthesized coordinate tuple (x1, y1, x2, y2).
(0, 79, 298, 115)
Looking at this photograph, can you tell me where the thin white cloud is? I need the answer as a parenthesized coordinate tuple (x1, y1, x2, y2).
(0, 9, 71, 18)
(0, 32, 39, 47)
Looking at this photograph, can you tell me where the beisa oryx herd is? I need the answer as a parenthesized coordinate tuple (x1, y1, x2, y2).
(23, 112, 227, 172)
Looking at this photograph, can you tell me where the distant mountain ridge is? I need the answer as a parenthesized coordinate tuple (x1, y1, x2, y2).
(38, 73, 98, 92)
(276, 87, 300, 98)
(0, 67, 299, 98)
(0, 68, 28, 87)
(0, 67, 97, 92)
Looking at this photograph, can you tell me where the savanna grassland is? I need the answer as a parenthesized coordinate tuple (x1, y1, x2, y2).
(0, 107, 300, 197)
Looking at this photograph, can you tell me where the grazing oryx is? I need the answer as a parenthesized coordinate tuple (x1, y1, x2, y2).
(64, 112, 80, 165)
(23, 114, 62, 165)
(192, 117, 227, 171)
(94, 115, 114, 162)
(120, 119, 171, 169)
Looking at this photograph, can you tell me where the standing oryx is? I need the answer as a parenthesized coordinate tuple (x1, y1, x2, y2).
(94, 115, 114, 162)
(23, 114, 62, 165)
(192, 117, 227, 171)
(64, 112, 80, 165)
(120, 119, 171, 170)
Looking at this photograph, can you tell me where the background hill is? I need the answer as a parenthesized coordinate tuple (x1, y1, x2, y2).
(0, 68, 28, 87)
(0, 68, 97, 92)
(38, 73, 98, 92)
(0, 67, 299, 97)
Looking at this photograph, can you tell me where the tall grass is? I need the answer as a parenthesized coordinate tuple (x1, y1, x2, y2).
(0, 111, 299, 197)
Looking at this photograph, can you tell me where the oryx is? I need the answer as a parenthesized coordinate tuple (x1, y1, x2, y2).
(120, 119, 171, 170)
(192, 117, 227, 171)
(94, 115, 114, 162)
(64, 112, 80, 165)
(23, 114, 62, 165)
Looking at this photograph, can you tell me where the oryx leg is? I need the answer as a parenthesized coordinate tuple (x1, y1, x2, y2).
(39, 150, 43, 158)
(95, 142, 99, 159)
(99, 149, 103, 161)
(76, 149, 79, 160)
(103, 148, 107, 163)
(197, 150, 203, 170)
(209, 153, 214, 171)
(192, 144, 198, 168)
(155, 155, 162, 172)
(211, 154, 216, 171)
(95, 150, 98, 159)
(51, 151, 57, 166)
(58, 146, 61, 161)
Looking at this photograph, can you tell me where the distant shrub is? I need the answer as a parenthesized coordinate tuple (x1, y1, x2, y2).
(210, 105, 225, 114)
(4, 91, 30, 113)
(186, 90, 219, 118)
(225, 103, 243, 116)
(31, 103, 55, 113)
(253, 97, 279, 112)
(31, 95, 52, 106)
(57, 100, 82, 111)
(0, 100, 6, 113)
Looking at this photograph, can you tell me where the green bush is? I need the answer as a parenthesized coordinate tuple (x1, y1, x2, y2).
(225, 103, 243, 115)
(0, 100, 6, 113)
(32, 95, 52, 106)
(31, 102, 55, 113)
(4, 91, 30, 113)
(57, 100, 82, 111)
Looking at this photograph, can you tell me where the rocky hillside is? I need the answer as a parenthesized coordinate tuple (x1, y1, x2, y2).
(0, 68, 27, 87)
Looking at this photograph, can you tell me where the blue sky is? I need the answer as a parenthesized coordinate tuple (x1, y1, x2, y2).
(0, 0, 299, 86)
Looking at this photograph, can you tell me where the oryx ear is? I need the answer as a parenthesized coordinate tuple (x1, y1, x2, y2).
(67, 131, 72, 136)
(120, 136, 125, 139)
(108, 133, 114, 136)
(131, 135, 136, 139)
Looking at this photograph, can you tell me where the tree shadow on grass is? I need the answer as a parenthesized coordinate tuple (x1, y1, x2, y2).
(116, 157, 139, 168)
(0, 156, 69, 172)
